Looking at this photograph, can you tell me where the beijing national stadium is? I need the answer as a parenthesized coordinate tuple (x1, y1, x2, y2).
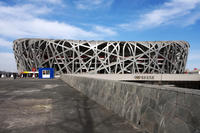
(13, 38, 189, 75)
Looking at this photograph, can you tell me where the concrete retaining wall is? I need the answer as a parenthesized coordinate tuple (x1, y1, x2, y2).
(61, 74, 200, 133)
(67, 74, 200, 81)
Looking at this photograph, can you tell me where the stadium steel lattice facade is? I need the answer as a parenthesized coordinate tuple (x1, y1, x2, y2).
(13, 38, 189, 75)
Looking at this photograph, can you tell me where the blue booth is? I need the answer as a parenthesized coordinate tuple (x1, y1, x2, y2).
(38, 68, 54, 79)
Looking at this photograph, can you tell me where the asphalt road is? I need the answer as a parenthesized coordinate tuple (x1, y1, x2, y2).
(0, 79, 140, 133)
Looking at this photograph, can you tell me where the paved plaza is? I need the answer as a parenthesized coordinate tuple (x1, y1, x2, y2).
(0, 79, 140, 133)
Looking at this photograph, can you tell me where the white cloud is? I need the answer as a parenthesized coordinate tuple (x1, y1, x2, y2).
(0, 3, 116, 40)
(0, 52, 17, 72)
(0, 2, 117, 71)
(28, 0, 62, 4)
(0, 18, 99, 39)
(0, 4, 51, 19)
(120, 0, 200, 30)
(94, 25, 117, 36)
(75, 0, 114, 10)
(183, 12, 200, 26)
(0, 38, 12, 48)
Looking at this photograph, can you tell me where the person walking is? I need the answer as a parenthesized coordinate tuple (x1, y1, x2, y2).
(14, 73, 16, 79)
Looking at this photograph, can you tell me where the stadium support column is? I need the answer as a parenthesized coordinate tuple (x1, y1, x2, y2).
(72, 45, 75, 73)
(95, 44, 97, 74)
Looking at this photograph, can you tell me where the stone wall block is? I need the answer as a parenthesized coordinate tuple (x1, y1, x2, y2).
(162, 117, 190, 133)
(158, 90, 177, 105)
(61, 75, 200, 133)
(148, 88, 159, 100)
(140, 107, 161, 133)
(175, 106, 194, 126)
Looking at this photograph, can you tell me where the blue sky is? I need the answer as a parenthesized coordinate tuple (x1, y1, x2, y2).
(0, 0, 200, 72)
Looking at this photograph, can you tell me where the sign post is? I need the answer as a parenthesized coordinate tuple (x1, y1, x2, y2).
(32, 67, 36, 78)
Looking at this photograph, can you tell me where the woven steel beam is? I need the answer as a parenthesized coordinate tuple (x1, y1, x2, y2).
(13, 39, 189, 75)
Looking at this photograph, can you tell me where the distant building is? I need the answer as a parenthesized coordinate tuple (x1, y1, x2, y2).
(186, 68, 200, 74)
(13, 38, 189, 75)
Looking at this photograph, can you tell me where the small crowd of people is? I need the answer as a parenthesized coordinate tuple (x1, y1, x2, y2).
(0, 73, 39, 79)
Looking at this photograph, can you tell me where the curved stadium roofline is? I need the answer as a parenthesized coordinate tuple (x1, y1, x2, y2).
(13, 38, 190, 74)
(13, 38, 190, 46)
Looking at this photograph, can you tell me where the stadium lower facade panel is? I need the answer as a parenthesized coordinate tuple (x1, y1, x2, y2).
(13, 39, 189, 75)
